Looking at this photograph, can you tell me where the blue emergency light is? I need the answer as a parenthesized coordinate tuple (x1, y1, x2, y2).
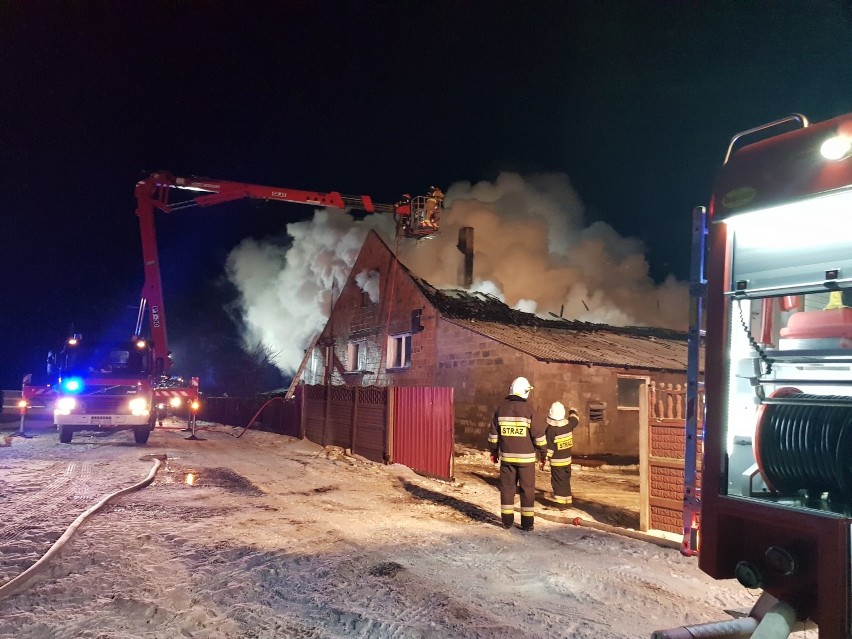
(61, 377, 83, 393)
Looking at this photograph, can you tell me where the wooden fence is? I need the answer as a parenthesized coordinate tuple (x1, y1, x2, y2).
(201, 384, 455, 480)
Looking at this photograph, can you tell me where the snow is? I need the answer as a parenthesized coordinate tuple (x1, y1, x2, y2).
(0, 420, 816, 638)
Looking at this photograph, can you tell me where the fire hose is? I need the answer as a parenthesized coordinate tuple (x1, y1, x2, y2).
(566, 516, 682, 550)
(0, 454, 167, 600)
(233, 396, 285, 438)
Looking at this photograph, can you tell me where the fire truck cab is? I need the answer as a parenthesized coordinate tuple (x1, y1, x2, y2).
(41, 334, 157, 444)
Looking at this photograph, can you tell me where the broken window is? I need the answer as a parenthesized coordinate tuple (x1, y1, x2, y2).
(387, 333, 412, 369)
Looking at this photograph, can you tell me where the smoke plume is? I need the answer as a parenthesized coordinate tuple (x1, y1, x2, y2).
(226, 172, 688, 375)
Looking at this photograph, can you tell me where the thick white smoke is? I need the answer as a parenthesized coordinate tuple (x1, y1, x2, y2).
(225, 209, 395, 375)
(226, 172, 688, 375)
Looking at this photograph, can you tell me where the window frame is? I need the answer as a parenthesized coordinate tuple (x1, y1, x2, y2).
(346, 340, 367, 373)
(386, 332, 413, 370)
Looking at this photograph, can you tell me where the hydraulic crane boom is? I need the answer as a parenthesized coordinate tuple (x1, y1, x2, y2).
(134, 170, 442, 375)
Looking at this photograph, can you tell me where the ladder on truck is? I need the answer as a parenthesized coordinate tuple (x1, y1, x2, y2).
(681, 206, 707, 556)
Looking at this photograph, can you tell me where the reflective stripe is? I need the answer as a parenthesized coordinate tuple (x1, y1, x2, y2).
(501, 506, 515, 514)
(550, 457, 572, 467)
(520, 506, 535, 515)
(500, 452, 537, 463)
(497, 416, 531, 425)
(546, 450, 554, 458)
(552, 495, 573, 504)
(488, 434, 498, 443)
(555, 433, 573, 449)
(534, 435, 547, 446)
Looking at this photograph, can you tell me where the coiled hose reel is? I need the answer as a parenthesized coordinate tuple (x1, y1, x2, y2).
(755, 387, 852, 501)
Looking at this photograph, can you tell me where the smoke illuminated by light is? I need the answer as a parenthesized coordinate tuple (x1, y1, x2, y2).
(226, 172, 689, 375)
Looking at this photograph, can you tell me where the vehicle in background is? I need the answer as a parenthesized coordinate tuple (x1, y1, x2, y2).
(25, 334, 157, 444)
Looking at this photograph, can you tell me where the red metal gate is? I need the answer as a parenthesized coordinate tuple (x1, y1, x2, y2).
(391, 387, 454, 481)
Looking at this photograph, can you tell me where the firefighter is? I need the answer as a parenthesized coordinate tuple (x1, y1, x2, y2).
(488, 376, 547, 530)
(540, 402, 580, 508)
(423, 186, 443, 229)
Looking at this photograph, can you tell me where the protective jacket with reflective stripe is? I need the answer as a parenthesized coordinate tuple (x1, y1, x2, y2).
(488, 396, 547, 464)
(545, 413, 580, 467)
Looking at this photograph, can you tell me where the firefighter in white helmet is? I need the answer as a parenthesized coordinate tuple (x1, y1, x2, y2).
(540, 401, 580, 508)
(488, 376, 547, 530)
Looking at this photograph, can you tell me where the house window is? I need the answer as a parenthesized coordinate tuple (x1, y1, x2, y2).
(347, 341, 366, 372)
(617, 377, 645, 408)
(387, 333, 412, 369)
(588, 402, 606, 423)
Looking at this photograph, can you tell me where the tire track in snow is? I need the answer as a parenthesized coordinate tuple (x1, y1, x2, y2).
(0, 461, 80, 544)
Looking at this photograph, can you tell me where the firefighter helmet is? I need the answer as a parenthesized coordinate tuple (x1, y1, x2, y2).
(509, 376, 533, 399)
(547, 401, 568, 426)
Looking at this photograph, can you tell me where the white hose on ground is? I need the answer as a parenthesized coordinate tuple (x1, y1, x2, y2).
(651, 592, 799, 639)
(749, 599, 797, 639)
(0, 454, 167, 600)
(650, 617, 758, 639)
(567, 516, 682, 550)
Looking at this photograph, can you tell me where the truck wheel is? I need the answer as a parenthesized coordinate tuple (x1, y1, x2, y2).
(134, 428, 151, 444)
(58, 426, 73, 444)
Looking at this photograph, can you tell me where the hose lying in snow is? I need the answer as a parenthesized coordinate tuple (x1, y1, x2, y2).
(0, 454, 167, 600)
(569, 517, 682, 550)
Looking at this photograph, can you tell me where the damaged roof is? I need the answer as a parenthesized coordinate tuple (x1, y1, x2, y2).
(413, 278, 694, 373)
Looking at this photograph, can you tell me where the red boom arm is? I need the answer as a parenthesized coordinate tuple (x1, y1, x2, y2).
(134, 171, 435, 372)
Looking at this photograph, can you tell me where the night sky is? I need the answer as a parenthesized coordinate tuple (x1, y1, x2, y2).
(3, 2, 852, 390)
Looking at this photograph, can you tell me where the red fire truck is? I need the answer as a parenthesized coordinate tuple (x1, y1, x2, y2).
(20, 171, 440, 444)
(661, 113, 852, 637)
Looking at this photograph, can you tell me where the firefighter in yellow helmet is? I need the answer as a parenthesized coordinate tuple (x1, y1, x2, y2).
(540, 402, 580, 508)
(488, 376, 547, 530)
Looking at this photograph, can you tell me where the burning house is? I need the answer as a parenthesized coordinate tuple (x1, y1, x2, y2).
(297, 230, 689, 456)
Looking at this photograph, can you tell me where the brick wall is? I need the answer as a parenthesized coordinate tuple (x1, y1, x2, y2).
(434, 317, 686, 456)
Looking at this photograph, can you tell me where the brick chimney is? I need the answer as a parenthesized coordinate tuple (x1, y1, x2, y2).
(457, 227, 474, 289)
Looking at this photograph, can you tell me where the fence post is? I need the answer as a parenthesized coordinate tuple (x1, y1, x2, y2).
(385, 386, 394, 464)
(299, 384, 306, 440)
(639, 381, 650, 532)
(323, 384, 331, 446)
(351, 386, 359, 454)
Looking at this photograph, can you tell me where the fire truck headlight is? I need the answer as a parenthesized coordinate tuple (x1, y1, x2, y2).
(820, 135, 852, 160)
(190, 400, 200, 412)
(56, 397, 77, 414)
(169, 396, 183, 408)
(128, 397, 149, 416)
(17, 399, 28, 409)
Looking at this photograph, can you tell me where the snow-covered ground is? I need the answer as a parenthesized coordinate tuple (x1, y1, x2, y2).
(0, 420, 815, 638)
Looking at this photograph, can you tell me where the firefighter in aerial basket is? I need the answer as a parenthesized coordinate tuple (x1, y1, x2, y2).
(540, 402, 580, 508)
(488, 376, 547, 531)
